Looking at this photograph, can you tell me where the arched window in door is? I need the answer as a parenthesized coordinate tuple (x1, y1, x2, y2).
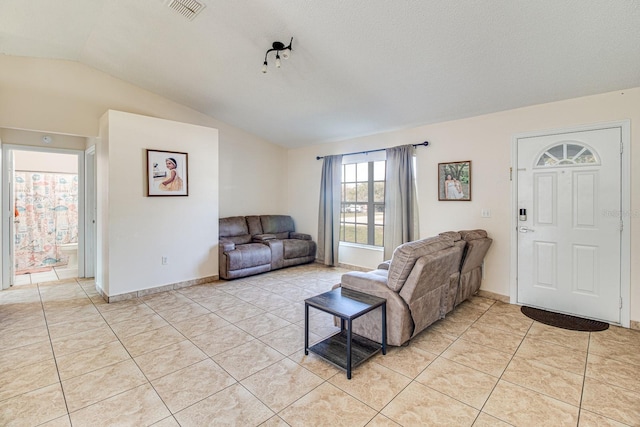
(535, 142, 599, 167)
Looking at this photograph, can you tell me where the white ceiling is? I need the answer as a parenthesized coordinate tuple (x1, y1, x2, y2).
(2, 0, 639, 148)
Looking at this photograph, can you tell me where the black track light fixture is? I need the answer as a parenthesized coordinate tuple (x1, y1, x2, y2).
(262, 37, 293, 73)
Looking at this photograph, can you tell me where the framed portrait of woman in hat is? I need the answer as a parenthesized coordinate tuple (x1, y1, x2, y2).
(147, 149, 189, 196)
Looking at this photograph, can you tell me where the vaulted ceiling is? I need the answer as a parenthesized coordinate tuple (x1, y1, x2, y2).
(2, 0, 639, 147)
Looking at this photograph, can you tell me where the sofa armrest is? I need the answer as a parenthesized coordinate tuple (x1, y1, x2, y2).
(377, 260, 391, 270)
(340, 270, 394, 297)
(220, 239, 236, 252)
(339, 270, 414, 346)
(253, 234, 276, 242)
(290, 232, 311, 241)
(264, 239, 284, 269)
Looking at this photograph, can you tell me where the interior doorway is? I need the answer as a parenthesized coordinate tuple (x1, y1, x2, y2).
(2, 145, 87, 288)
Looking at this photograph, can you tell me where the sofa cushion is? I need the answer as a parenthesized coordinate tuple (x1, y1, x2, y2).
(439, 231, 462, 241)
(283, 239, 314, 259)
(459, 229, 488, 241)
(387, 236, 453, 292)
(246, 215, 263, 236)
(225, 234, 252, 245)
(290, 232, 311, 240)
(260, 215, 295, 235)
(226, 243, 271, 270)
(219, 216, 249, 238)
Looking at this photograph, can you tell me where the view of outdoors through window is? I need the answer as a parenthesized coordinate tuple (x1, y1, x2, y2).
(340, 161, 385, 246)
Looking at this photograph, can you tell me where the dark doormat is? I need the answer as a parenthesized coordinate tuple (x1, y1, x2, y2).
(521, 306, 609, 332)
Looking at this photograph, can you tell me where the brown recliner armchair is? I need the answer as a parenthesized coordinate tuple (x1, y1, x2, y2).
(334, 235, 464, 346)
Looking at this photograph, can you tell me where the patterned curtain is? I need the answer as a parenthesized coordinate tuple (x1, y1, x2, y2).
(14, 172, 78, 273)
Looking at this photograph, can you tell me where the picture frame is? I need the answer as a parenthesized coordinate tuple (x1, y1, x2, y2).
(146, 149, 189, 196)
(438, 160, 471, 201)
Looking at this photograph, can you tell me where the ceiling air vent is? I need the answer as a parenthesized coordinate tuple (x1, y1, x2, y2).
(168, 0, 205, 20)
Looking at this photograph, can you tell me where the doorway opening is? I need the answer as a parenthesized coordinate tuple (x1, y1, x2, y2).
(12, 150, 80, 285)
(1, 142, 91, 289)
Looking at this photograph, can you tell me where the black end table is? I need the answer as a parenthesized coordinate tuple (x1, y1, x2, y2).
(304, 287, 387, 379)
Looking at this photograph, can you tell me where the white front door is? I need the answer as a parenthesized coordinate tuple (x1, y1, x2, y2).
(517, 127, 622, 323)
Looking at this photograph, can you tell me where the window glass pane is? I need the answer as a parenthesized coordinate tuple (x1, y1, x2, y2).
(339, 160, 386, 247)
(356, 163, 368, 181)
(344, 211, 356, 222)
(548, 145, 564, 159)
(357, 183, 368, 202)
(567, 144, 583, 158)
(576, 151, 595, 163)
(374, 226, 384, 246)
(355, 225, 368, 244)
(373, 161, 385, 180)
(344, 183, 356, 202)
(373, 182, 385, 202)
(344, 164, 356, 182)
(356, 208, 367, 224)
(343, 224, 356, 243)
(537, 154, 557, 166)
(374, 209, 384, 225)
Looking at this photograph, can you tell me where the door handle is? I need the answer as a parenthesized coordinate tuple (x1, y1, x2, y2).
(518, 226, 534, 233)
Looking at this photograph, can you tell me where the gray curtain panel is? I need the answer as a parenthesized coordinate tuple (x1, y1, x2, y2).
(384, 145, 419, 259)
(317, 154, 343, 265)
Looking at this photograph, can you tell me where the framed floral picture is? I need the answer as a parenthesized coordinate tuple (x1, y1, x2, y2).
(438, 160, 471, 201)
(147, 149, 189, 196)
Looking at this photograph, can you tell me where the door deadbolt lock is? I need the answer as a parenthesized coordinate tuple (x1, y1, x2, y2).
(519, 208, 527, 221)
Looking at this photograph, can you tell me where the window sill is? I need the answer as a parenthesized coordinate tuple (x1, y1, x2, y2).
(339, 242, 383, 251)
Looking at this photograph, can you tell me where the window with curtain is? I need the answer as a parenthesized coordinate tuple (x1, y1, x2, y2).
(340, 160, 385, 246)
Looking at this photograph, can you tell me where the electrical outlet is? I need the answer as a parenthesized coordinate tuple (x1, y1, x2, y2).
(161, 256, 168, 265)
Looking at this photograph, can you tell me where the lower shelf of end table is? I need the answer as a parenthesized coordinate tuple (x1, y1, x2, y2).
(307, 330, 382, 372)
(304, 287, 387, 379)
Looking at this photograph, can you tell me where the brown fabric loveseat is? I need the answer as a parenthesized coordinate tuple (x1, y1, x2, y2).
(219, 215, 316, 280)
(334, 230, 492, 346)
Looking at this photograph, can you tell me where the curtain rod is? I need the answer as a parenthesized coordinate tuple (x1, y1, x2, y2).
(316, 141, 429, 160)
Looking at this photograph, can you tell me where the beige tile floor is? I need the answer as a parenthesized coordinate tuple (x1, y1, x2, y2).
(13, 266, 78, 286)
(1, 263, 639, 426)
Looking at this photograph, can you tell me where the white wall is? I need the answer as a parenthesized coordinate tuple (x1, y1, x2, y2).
(98, 111, 218, 297)
(0, 54, 289, 294)
(13, 150, 78, 174)
(288, 87, 640, 323)
(0, 55, 287, 217)
(0, 128, 87, 151)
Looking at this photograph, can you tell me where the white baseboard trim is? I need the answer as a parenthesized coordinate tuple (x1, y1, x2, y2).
(97, 275, 219, 303)
(476, 289, 510, 304)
